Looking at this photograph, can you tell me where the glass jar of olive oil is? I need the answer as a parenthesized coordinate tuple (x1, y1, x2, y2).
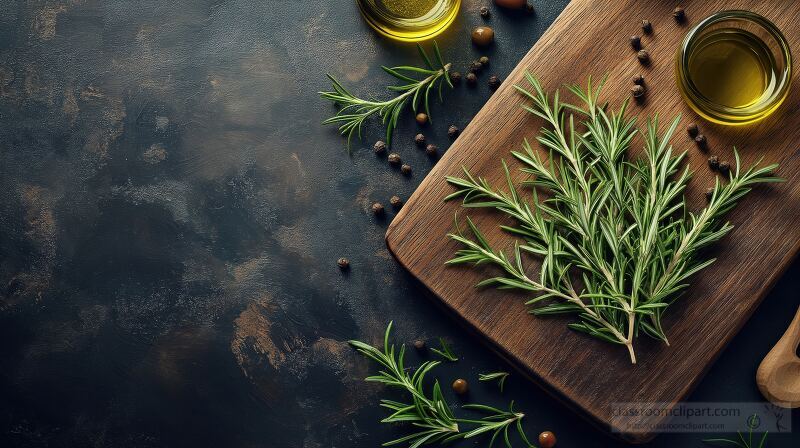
(675, 10, 792, 125)
(357, 0, 461, 42)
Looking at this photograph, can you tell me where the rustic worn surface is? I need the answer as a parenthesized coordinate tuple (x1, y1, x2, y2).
(387, 0, 800, 443)
(0, 0, 798, 447)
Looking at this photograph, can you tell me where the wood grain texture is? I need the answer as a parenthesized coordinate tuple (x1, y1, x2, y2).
(386, 0, 800, 443)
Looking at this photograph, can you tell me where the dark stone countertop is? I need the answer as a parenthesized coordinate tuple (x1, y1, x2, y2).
(0, 1, 797, 446)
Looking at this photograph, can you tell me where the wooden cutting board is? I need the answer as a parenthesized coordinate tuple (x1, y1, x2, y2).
(386, 0, 800, 443)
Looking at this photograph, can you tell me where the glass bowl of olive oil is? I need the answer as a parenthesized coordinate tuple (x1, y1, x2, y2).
(676, 10, 792, 125)
(357, 0, 460, 42)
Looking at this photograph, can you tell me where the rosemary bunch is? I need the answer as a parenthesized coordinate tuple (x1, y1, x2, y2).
(349, 322, 533, 448)
(320, 43, 452, 149)
(445, 72, 781, 364)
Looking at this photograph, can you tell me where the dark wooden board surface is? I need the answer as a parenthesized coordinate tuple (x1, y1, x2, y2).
(387, 0, 800, 442)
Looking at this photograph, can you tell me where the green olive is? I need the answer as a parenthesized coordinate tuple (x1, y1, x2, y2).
(471, 26, 495, 47)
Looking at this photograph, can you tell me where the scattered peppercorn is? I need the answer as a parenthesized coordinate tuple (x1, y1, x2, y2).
(708, 155, 720, 170)
(480, 6, 490, 18)
(388, 153, 401, 165)
(371, 202, 384, 215)
(373, 140, 386, 154)
(641, 19, 652, 34)
(416, 112, 428, 125)
(390, 195, 403, 208)
(632, 74, 645, 85)
(630, 35, 641, 50)
(705, 187, 714, 202)
(450, 71, 462, 85)
(466, 72, 478, 86)
(471, 26, 495, 47)
(448, 125, 460, 139)
(673, 6, 686, 22)
(337, 257, 350, 270)
(495, 0, 526, 9)
(452, 378, 469, 395)
(718, 161, 730, 176)
(478, 55, 490, 66)
(413, 339, 426, 350)
(631, 84, 645, 99)
(538, 431, 557, 448)
(488, 75, 501, 90)
(469, 60, 483, 73)
(414, 133, 426, 146)
(637, 49, 650, 64)
(401, 164, 412, 175)
(686, 123, 699, 138)
(694, 134, 707, 150)
(425, 144, 438, 156)
(525, 3, 534, 14)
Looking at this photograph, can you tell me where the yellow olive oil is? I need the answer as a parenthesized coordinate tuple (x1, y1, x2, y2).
(357, 0, 460, 42)
(686, 28, 776, 109)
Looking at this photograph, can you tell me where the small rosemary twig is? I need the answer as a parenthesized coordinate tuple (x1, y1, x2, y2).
(479, 371, 511, 392)
(430, 337, 458, 362)
(349, 322, 534, 448)
(320, 42, 452, 150)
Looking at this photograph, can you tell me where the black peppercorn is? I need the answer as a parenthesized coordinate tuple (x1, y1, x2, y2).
(452, 378, 469, 395)
(478, 55, 489, 66)
(371, 202, 384, 215)
(637, 49, 650, 64)
(425, 144, 438, 156)
(466, 72, 478, 86)
(388, 153, 401, 165)
(450, 71, 462, 85)
(480, 6, 490, 18)
(373, 140, 386, 154)
(413, 339, 425, 350)
(694, 134, 707, 149)
(630, 35, 641, 50)
(469, 61, 483, 73)
(705, 188, 714, 202)
(686, 123, 699, 138)
(337, 257, 350, 270)
(718, 161, 730, 175)
(416, 113, 428, 125)
(414, 133, 426, 146)
(641, 19, 652, 34)
(708, 155, 720, 170)
(390, 195, 403, 208)
(632, 74, 645, 85)
(488, 75, 501, 90)
(448, 125, 460, 139)
(673, 6, 686, 22)
(401, 164, 412, 175)
(631, 84, 645, 98)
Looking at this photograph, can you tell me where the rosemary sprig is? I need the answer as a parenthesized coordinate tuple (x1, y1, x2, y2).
(430, 337, 458, 362)
(479, 371, 510, 392)
(703, 414, 769, 447)
(349, 322, 533, 448)
(445, 72, 782, 364)
(320, 42, 452, 149)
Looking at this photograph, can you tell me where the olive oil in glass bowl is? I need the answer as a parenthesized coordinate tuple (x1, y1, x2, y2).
(676, 11, 792, 126)
(357, 0, 461, 42)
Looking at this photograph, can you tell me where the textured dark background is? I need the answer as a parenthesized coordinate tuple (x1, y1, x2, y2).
(0, 1, 797, 447)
